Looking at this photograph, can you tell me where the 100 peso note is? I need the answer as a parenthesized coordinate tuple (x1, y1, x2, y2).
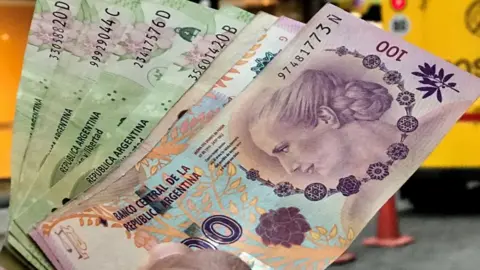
(33, 4, 479, 270)
(13, 0, 136, 216)
(8, 0, 123, 268)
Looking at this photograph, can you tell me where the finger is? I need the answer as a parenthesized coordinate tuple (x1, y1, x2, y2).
(140, 242, 192, 270)
(148, 242, 192, 261)
(147, 250, 251, 270)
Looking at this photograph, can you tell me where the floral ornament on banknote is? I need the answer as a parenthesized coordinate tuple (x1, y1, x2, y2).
(40, 163, 355, 268)
(411, 63, 459, 103)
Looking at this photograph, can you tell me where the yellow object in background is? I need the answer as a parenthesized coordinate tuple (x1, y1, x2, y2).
(382, 0, 480, 168)
(0, 1, 34, 179)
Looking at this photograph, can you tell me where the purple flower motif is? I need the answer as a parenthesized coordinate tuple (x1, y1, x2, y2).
(255, 207, 311, 248)
(383, 70, 402, 85)
(335, 46, 348, 56)
(304, 183, 327, 201)
(396, 91, 415, 106)
(397, 116, 419, 133)
(246, 169, 259, 181)
(274, 182, 295, 197)
(412, 63, 459, 103)
(367, 162, 390, 180)
(337, 176, 362, 196)
(362, 55, 381, 69)
(387, 143, 409, 160)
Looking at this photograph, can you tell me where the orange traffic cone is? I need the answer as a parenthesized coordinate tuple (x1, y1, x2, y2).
(363, 196, 414, 247)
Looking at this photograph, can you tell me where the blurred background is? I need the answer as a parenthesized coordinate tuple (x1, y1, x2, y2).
(0, 0, 479, 269)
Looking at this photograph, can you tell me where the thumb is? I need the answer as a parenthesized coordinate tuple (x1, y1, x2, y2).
(140, 242, 192, 270)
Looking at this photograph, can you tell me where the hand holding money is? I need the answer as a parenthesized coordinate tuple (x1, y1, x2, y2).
(6, 1, 479, 270)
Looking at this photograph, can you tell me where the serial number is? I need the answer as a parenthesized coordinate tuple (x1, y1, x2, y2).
(48, 1, 71, 61)
(134, 10, 171, 69)
(278, 14, 341, 80)
(90, 8, 121, 67)
(188, 25, 238, 82)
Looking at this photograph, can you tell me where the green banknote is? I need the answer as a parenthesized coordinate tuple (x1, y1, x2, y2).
(16, 1, 252, 216)
(20, 12, 278, 222)
(58, 5, 254, 198)
(13, 0, 137, 216)
(10, 0, 77, 210)
(10, 0, 140, 265)
(48, 12, 278, 212)
(9, 0, 108, 268)
(5, 233, 51, 270)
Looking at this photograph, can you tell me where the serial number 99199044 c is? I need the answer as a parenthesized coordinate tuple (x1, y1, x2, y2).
(89, 8, 121, 67)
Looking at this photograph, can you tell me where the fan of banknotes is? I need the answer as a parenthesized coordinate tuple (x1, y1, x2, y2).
(3, 0, 479, 269)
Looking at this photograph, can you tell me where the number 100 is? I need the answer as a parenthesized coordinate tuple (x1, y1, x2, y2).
(181, 215, 243, 249)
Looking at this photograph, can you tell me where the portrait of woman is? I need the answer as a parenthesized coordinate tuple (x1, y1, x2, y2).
(246, 69, 396, 185)
(229, 64, 471, 232)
